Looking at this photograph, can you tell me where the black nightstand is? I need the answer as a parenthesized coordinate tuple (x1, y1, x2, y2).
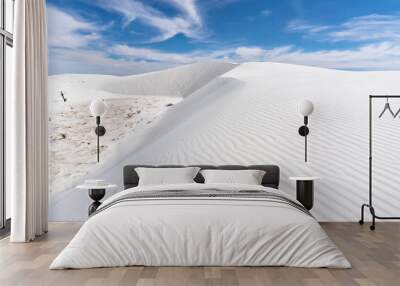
(289, 177, 319, 210)
(77, 183, 117, 216)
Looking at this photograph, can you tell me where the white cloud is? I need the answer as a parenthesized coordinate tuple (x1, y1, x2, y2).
(166, 0, 202, 25)
(110, 45, 200, 64)
(50, 41, 400, 75)
(287, 19, 332, 34)
(96, 0, 204, 42)
(284, 13, 400, 69)
(111, 44, 270, 64)
(261, 9, 272, 17)
(110, 44, 237, 64)
(47, 7, 400, 74)
(110, 42, 400, 71)
(47, 6, 101, 49)
(49, 44, 233, 75)
(235, 47, 266, 61)
(329, 14, 400, 42)
(49, 48, 175, 75)
(265, 42, 400, 70)
(288, 13, 400, 43)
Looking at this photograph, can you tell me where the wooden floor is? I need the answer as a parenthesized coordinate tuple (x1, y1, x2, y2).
(0, 222, 399, 286)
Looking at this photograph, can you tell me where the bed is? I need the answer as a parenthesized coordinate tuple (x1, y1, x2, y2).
(50, 165, 350, 269)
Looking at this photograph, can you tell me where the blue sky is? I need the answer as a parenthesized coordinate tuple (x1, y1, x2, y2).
(47, 0, 400, 75)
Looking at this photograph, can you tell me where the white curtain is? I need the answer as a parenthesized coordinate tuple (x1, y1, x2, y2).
(10, 0, 48, 242)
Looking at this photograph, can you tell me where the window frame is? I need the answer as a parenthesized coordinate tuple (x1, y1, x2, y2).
(0, 0, 13, 232)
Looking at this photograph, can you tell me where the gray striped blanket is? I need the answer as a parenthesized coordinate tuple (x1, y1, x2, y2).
(92, 189, 312, 218)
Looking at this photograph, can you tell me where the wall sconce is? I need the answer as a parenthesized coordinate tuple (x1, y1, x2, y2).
(298, 100, 314, 162)
(90, 99, 108, 162)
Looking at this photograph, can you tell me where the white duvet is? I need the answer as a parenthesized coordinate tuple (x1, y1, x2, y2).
(50, 183, 350, 269)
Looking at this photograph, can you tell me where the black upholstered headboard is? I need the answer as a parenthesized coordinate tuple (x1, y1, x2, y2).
(123, 165, 280, 189)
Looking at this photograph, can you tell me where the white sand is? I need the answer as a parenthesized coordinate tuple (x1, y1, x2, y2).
(49, 96, 180, 193)
(101, 62, 237, 97)
(49, 62, 400, 221)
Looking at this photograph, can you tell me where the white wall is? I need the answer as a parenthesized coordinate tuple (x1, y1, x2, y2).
(49, 63, 400, 222)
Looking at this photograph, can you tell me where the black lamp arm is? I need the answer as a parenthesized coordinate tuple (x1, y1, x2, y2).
(298, 116, 310, 162)
(94, 116, 106, 163)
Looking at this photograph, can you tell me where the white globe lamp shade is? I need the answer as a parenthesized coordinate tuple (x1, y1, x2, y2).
(298, 100, 314, 116)
(90, 99, 107, 117)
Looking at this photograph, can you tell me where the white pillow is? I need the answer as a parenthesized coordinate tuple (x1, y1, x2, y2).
(135, 167, 200, 186)
(200, 169, 266, 185)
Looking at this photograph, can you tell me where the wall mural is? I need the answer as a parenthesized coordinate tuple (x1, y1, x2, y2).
(48, 75, 181, 193)
(47, 0, 400, 221)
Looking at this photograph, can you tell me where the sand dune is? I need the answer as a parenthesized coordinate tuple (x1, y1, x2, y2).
(48, 62, 236, 194)
(49, 62, 400, 221)
(101, 62, 237, 97)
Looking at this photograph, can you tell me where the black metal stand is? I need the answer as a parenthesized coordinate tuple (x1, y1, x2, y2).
(88, 188, 105, 216)
(94, 116, 106, 163)
(298, 116, 310, 162)
(359, 95, 400, 230)
(97, 122, 99, 163)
